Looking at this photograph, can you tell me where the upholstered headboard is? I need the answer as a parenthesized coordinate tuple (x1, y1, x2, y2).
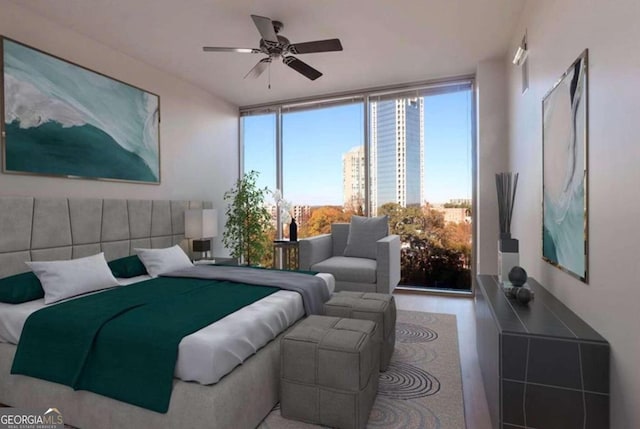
(0, 197, 213, 278)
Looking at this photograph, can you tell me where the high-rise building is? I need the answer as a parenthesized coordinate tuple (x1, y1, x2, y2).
(342, 145, 365, 212)
(370, 98, 424, 214)
(267, 204, 311, 226)
(292, 205, 311, 225)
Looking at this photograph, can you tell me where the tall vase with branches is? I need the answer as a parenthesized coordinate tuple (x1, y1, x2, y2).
(222, 170, 272, 265)
(495, 172, 519, 239)
(495, 172, 520, 283)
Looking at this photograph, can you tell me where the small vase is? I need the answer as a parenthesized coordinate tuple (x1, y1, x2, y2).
(498, 237, 519, 284)
(289, 218, 298, 242)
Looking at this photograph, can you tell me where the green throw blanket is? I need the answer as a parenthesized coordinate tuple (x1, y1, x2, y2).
(11, 277, 278, 413)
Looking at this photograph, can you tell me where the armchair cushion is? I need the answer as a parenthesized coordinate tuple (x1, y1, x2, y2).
(311, 256, 377, 284)
(343, 215, 389, 260)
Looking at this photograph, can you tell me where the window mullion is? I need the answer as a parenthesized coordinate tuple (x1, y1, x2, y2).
(275, 106, 283, 240)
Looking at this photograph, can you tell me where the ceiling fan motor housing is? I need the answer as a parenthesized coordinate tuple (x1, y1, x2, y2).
(272, 20, 284, 34)
(260, 35, 291, 57)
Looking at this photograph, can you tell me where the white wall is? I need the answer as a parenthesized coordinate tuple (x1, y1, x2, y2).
(507, 1, 640, 427)
(476, 59, 509, 275)
(0, 0, 239, 255)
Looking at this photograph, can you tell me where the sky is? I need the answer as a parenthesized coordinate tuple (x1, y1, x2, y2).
(243, 89, 472, 206)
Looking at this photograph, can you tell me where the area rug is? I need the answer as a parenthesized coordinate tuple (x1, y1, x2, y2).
(258, 310, 466, 429)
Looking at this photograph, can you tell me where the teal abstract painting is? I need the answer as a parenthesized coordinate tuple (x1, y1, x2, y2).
(542, 50, 588, 282)
(2, 38, 159, 183)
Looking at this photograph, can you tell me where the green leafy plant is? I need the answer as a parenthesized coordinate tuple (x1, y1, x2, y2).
(222, 170, 272, 266)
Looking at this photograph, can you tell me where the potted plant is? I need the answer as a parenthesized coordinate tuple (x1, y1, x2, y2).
(222, 170, 272, 265)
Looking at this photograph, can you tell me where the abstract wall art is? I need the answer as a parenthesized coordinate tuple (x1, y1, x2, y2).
(2, 37, 160, 183)
(542, 50, 588, 282)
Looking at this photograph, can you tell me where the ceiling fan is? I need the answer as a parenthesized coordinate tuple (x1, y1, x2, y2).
(203, 15, 343, 81)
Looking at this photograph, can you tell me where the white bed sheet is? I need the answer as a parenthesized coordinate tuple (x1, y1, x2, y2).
(0, 273, 334, 385)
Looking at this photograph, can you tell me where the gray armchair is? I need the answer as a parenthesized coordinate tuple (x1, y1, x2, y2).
(299, 223, 401, 294)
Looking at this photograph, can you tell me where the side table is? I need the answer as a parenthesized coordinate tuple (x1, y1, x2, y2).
(272, 240, 299, 270)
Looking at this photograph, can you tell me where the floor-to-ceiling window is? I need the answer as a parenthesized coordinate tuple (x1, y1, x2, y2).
(371, 85, 473, 291)
(241, 112, 277, 265)
(282, 101, 364, 238)
(241, 79, 474, 292)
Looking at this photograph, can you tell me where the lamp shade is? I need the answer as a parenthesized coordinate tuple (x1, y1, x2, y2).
(185, 209, 218, 239)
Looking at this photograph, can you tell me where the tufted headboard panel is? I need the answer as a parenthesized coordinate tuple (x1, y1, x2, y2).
(0, 197, 213, 278)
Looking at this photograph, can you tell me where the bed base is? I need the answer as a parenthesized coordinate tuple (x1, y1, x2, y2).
(0, 326, 292, 429)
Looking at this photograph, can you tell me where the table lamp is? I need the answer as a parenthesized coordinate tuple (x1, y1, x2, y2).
(185, 209, 218, 261)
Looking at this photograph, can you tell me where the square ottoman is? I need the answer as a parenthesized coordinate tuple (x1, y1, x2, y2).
(280, 315, 379, 429)
(323, 291, 396, 371)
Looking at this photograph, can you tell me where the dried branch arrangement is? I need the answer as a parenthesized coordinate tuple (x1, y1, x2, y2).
(496, 172, 519, 238)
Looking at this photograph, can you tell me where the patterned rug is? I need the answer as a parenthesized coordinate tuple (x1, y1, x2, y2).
(258, 310, 466, 429)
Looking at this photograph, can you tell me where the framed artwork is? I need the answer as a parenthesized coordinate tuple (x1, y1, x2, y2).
(542, 50, 588, 282)
(1, 37, 160, 184)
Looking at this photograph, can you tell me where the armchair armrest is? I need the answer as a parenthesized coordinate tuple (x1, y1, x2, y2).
(299, 234, 332, 270)
(376, 234, 401, 294)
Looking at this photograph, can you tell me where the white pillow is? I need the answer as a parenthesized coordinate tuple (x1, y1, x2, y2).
(26, 253, 119, 305)
(135, 245, 193, 278)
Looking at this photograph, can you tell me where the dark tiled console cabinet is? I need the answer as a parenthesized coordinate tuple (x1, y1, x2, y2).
(475, 275, 609, 429)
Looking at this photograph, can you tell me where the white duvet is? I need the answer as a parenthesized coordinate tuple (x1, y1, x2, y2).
(0, 273, 334, 385)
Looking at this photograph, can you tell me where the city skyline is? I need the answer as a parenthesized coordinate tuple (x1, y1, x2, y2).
(243, 89, 472, 206)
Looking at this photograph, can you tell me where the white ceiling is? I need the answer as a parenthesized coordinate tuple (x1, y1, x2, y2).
(13, 0, 525, 107)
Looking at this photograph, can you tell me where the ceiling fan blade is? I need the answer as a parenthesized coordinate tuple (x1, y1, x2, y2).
(288, 39, 343, 54)
(283, 56, 322, 81)
(251, 15, 278, 43)
(244, 58, 271, 79)
(203, 47, 262, 53)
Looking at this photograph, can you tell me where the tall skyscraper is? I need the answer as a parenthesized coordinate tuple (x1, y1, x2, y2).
(370, 98, 424, 214)
(342, 145, 365, 212)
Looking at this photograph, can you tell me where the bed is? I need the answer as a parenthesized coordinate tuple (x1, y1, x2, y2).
(0, 196, 333, 428)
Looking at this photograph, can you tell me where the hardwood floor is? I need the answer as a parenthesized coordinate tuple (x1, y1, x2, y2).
(393, 289, 492, 429)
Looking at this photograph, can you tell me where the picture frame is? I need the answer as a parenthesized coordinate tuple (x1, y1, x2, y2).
(1, 36, 160, 184)
(542, 50, 588, 282)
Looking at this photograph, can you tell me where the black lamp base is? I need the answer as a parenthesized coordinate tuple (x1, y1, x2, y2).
(192, 239, 212, 262)
(192, 239, 211, 253)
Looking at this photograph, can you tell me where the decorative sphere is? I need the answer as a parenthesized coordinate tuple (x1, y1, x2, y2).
(508, 266, 528, 287)
(515, 287, 532, 305)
